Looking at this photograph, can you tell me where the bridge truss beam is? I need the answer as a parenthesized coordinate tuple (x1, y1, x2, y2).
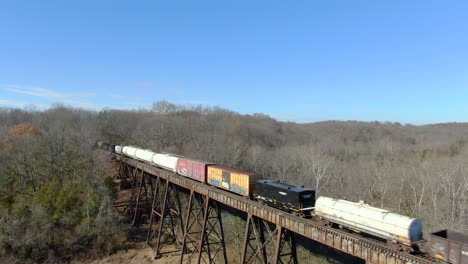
(146, 178, 185, 257)
(114, 156, 438, 264)
(180, 190, 227, 264)
(241, 213, 297, 264)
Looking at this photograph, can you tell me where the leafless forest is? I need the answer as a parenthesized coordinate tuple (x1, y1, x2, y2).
(0, 101, 467, 262)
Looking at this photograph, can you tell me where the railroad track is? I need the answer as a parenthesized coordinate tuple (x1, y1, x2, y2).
(114, 152, 443, 264)
(303, 218, 444, 264)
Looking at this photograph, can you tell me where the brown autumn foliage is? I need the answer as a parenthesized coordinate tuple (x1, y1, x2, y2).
(3, 123, 43, 150)
(0, 102, 466, 263)
(0, 116, 126, 262)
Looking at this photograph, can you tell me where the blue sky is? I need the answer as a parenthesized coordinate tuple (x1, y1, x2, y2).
(1, 0, 467, 124)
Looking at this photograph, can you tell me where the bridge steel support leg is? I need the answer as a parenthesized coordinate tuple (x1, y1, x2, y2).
(119, 163, 144, 217)
(273, 226, 297, 264)
(241, 214, 297, 264)
(112, 159, 124, 191)
(180, 191, 227, 264)
(127, 165, 142, 215)
(147, 179, 185, 258)
(117, 161, 132, 189)
(132, 171, 153, 225)
(146, 176, 162, 243)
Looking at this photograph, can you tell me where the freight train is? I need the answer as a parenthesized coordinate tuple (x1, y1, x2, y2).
(97, 141, 467, 261)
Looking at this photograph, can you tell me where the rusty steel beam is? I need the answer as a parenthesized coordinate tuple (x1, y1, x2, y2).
(120, 163, 144, 217)
(180, 191, 227, 264)
(146, 179, 185, 257)
(199, 198, 227, 264)
(146, 175, 165, 244)
(180, 190, 206, 263)
(180, 190, 205, 263)
(132, 171, 145, 225)
(115, 155, 440, 264)
(241, 214, 297, 264)
(118, 161, 133, 190)
(273, 225, 297, 264)
(132, 171, 153, 225)
(241, 213, 266, 264)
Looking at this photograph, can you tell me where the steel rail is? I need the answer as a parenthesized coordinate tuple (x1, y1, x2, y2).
(115, 154, 442, 264)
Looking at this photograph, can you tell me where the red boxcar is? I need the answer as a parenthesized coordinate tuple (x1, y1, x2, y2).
(177, 157, 213, 183)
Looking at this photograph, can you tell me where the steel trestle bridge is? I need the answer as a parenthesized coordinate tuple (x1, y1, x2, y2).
(108, 151, 441, 264)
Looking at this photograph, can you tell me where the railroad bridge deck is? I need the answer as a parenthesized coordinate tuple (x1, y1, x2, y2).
(110, 153, 439, 264)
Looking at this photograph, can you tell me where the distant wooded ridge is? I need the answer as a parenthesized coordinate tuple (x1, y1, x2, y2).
(0, 102, 466, 262)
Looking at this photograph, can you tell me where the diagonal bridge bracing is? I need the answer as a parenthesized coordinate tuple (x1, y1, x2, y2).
(113, 153, 440, 264)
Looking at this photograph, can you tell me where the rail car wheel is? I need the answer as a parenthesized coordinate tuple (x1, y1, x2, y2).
(292, 212, 303, 217)
(402, 245, 414, 253)
(320, 219, 332, 227)
(387, 240, 402, 251)
(387, 241, 414, 253)
(416, 241, 428, 253)
(313, 216, 332, 227)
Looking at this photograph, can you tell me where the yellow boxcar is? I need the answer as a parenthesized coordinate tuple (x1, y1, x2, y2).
(207, 165, 258, 197)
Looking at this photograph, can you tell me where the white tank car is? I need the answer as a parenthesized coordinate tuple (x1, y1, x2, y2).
(153, 153, 178, 172)
(135, 149, 157, 163)
(315, 197, 423, 245)
(115, 145, 123, 154)
(122, 146, 139, 158)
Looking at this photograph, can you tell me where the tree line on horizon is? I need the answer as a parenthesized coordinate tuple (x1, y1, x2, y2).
(0, 101, 466, 262)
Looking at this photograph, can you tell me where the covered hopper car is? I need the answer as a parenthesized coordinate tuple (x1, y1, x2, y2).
(115, 145, 123, 154)
(153, 153, 178, 172)
(255, 180, 315, 215)
(314, 196, 424, 252)
(135, 149, 157, 163)
(122, 146, 139, 158)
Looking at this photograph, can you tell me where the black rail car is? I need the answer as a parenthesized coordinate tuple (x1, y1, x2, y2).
(95, 140, 104, 148)
(95, 140, 113, 151)
(255, 180, 315, 215)
(430, 229, 467, 264)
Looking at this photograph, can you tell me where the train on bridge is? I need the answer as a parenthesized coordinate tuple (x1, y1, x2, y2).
(97, 141, 467, 264)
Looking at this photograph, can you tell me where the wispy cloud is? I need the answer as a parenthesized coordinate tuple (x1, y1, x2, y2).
(122, 101, 152, 109)
(4, 85, 98, 109)
(178, 100, 222, 106)
(0, 99, 48, 109)
(176, 99, 245, 108)
(274, 113, 321, 123)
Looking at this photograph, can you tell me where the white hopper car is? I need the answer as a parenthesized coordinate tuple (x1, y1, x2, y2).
(315, 196, 423, 251)
(135, 149, 157, 163)
(115, 145, 123, 154)
(122, 146, 138, 157)
(153, 153, 178, 172)
(115, 145, 178, 172)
